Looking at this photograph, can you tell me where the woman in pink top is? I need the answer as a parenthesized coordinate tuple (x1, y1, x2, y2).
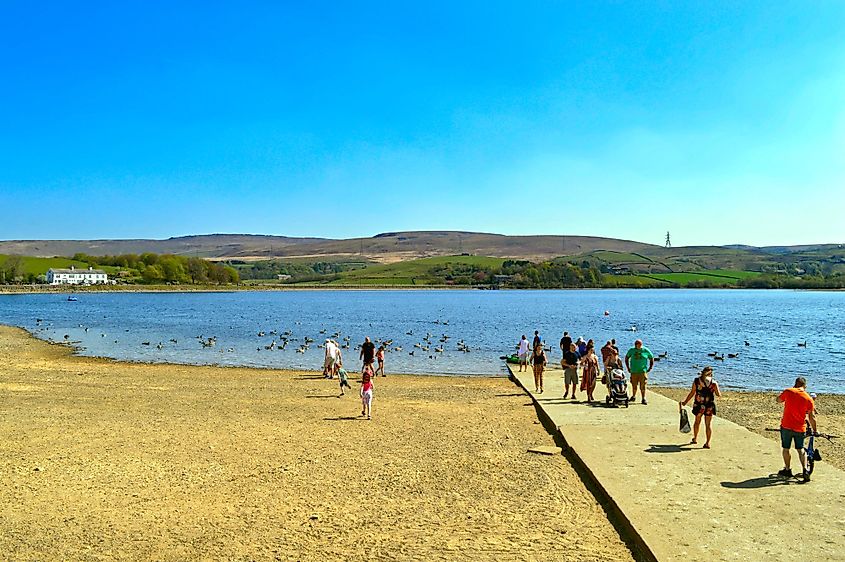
(360, 364, 374, 420)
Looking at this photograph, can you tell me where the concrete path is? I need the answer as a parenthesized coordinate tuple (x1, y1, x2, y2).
(509, 364, 845, 562)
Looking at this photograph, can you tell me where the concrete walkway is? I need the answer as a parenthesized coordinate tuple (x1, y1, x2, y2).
(509, 364, 845, 562)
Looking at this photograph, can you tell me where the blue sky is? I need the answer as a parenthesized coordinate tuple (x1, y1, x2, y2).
(1, 1, 843, 246)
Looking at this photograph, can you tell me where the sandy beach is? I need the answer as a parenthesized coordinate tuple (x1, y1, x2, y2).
(652, 386, 845, 471)
(0, 326, 633, 561)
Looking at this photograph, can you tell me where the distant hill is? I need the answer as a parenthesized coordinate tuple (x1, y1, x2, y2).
(0, 232, 658, 262)
(0, 233, 841, 273)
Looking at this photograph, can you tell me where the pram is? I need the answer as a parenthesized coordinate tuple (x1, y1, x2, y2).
(604, 368, 629, 407)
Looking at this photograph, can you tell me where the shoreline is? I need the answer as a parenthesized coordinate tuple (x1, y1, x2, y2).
(2, 284, 842, 294)
(0, 324, 635, 560)
(6, 322, 845, 394)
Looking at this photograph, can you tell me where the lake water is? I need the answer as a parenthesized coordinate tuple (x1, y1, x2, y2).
(1, 289, 843, 393)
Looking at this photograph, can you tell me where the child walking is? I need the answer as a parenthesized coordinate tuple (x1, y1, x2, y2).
(360, 364, 374, 419)
(376, 345, 386, 377)
(337, 361, 352, 396)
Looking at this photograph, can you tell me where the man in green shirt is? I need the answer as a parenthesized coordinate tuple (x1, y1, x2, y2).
(625, 339, 654, 405)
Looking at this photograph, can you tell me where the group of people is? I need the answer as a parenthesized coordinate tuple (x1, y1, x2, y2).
(322, 336, 387, 420)
(518, 331, 655, 405)
(516, 330, 821, 480)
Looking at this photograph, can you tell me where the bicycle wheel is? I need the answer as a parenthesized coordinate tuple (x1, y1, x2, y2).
(806, 445, 815, 475)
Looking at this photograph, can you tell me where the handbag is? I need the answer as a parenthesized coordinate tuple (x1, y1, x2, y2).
(679, 405, 692, 433)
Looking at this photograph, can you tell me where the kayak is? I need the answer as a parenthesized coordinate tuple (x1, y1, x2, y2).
(500, 354, 520, 364)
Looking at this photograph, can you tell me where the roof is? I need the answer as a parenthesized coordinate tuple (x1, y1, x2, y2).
(48, 268, 107, 275)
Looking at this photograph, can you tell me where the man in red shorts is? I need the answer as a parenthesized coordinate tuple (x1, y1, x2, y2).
(777, 377, 817, 482)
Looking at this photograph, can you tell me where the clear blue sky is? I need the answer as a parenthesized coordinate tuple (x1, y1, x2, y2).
(1, 1, 843, 246)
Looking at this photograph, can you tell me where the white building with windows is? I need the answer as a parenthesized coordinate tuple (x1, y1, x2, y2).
(47, 266, 108, 285)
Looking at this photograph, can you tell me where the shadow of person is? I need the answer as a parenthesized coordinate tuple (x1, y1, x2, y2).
(645, 444, 694, 453)
(721, 474, 801, 489)
(323, 416, 363, 421)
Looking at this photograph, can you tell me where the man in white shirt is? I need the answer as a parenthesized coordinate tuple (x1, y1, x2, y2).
(324, 339, 341, 378)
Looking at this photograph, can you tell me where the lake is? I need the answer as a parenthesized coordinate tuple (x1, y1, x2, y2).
(1, 289, 843, 393)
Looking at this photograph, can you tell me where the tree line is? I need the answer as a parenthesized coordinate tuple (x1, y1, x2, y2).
(72, 253, 239, 285)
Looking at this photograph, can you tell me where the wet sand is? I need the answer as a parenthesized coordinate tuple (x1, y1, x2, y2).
(653, 386, 845, 470)
(0, 326, 632, 561)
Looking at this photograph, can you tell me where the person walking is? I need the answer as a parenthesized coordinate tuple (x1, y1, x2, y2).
(625, 339, 654, 405)
(337, 360, 352, 396)
(517, 335, 530, 372)
(375, 345, 386, 377)
(680, 366, 722, 448)
(360, 364, 374, 419)
(561, 342, 581, 400)
(324, 339, 341, 378)
(777, 377, 817, 481)
(532, 330, 541, 349)
(360, 337, 376, 373)
(580, 342, 600, 402)
(531, 343, 547, 394)
(559, 332, 572, 356)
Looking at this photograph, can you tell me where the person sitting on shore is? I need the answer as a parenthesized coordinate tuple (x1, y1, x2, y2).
(561, 343, 581, 400)
(531, 343, 547, 394)
(777, 377, 817, 481)
(680, 366, 722, 448)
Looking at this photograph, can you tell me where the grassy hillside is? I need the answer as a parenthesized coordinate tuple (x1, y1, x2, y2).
(0, 255, 124, 276)
(325, 255, 507, 286)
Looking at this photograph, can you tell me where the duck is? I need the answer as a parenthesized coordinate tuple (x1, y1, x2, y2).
(798, 341, 807, 348)
(744, 340, 750, 346)
(727, 353, 739, 359)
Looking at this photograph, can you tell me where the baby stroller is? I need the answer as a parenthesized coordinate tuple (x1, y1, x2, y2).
(604, 368, 629, 407)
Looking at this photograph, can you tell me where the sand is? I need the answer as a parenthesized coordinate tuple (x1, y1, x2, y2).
(653, 386, 845, 470)
(0, 326, 633, 561)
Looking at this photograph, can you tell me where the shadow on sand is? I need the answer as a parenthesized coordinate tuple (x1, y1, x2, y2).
(645, 443, 697, 454)
(323, 416, 364, 421)
(721, 474, 804, 489)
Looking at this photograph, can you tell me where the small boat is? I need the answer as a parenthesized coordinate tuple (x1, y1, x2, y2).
(500, 353, 520, 365)
(66, 296, 78, 302)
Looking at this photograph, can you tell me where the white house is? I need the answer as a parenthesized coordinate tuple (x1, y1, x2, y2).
(47, 266, 108, 285)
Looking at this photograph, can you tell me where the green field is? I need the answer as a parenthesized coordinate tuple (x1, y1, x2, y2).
(0, 255, 89, 276)
(588, 250, 655, 264)
(0, 255, 126, 278)
(638, 270, 762, 286)
(323, 255, 506, 286)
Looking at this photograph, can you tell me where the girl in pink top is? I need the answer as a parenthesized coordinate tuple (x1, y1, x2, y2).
(360, 365, 374, 420)
(376, 345, 386, 377)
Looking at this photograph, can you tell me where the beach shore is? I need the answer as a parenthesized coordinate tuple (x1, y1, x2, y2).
(652, 386, 845, 470)
(0, 326, 632, 561)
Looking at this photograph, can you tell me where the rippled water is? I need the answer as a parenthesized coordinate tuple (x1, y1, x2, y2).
(1, 289, 843, 392)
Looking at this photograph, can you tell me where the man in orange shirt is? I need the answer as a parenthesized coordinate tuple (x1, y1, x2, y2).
(777, 377, 817, 482)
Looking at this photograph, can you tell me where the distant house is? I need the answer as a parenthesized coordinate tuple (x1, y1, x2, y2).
(276, 274, 292, 281)
(47, 266, 108, 285)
